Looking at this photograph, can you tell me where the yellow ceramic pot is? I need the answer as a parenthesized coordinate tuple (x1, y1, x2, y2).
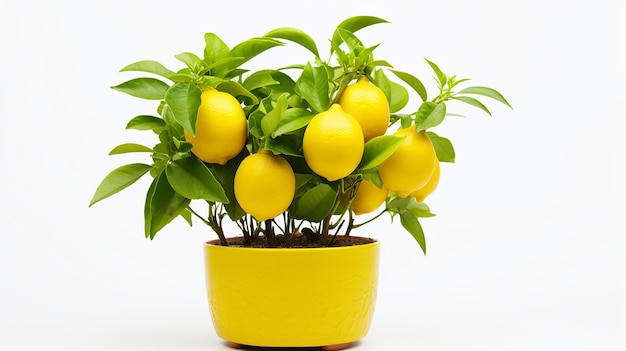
(204, 237, 380, 348)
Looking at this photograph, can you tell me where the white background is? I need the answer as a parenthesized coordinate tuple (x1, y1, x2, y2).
(1, 0, 624, 350)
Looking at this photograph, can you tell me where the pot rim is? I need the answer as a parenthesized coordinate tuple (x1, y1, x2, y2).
(204, 236, 378, 251)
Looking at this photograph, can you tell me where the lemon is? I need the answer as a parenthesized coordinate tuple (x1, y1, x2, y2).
(337, 76, 390, 142)
(234, 149, 295, 221)
(378, 127, 437, 198)
(303, 104, 364, 181)
(351, 180, 389, 215)
(409, 158, 440, 202)
(184, 88, 247, 165)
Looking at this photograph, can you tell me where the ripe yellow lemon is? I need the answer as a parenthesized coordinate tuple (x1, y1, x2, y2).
(378, 127, 437, 198)
(337, 76, 390, 142)
(303, 104, 364, 181)
(351, 180, 389, 215)
(234, 150, 295, 221)
(184, 88, 247, 165)
(409, 158, 440, 202)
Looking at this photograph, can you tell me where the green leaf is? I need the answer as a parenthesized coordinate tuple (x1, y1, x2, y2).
(150, 158, 167, 178)
(451, 95, 492, 116)
(231, 37, 283, 64)
(172, 137, 193, 153)
(388, 80, 410, 113)
(449, 77, 471, 88)
(392, 113, 413, 129)
(387, 196, 410, 213)
(168, 72, 194, 83)
(358, 135, 405, 170)
(125, 115, 166, 133)
(203, 33, 231, 66)
(426, 131, 455, 163)
(407, 200, 436, 217)
(365, 59, 393, 72)
(264, 132, 304, 157)
(290, 183, 337, 222)
(216, 80, 258, 105)
(374, 69, 408, 113)
(389, 69, 428, 102)
(161, 104, 184, 139)
(373, 69, 391, 100)
(111, 78, 170, 100)
(165, 157, 229, 202)
(243, 70, 280, 92)
(457, 86, 512, 109)
(360, 168, 383, 189)
(213, 37, 283, 77)
(212, 150, 248, 221)
(400, 211, 426, 255)
(330, 40, 350, 67)
(180, 208, 193, 226)
(90, 163, 151, 206)
(174, 52, 203, 70)
(250, 96, 274, 132)
(261, 94, 288, 136)
(425, 59, 447, 87)
(272, 108, 314, 137)
(295, 62, 330, 113)
(357, 43, 379, 64)
(294, 173, 314, 193)
(242, 70, 297, 95)
(144, 172, 190, 239)
(388, 196, 435, 217)
(203, 57, 245, 75)
(225, 68, 249, 79)
(331, 16, 389, 47)
(109, 143, 153, 155)
(164, 82, 202, 135)
(336, 28, 365, 52)
(120, 60, 174, 79)
(264, 27, 319, 57)
(414, 102, 446, 131)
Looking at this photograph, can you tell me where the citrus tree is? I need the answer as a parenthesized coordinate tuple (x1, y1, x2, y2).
(90, 16, 511, 254)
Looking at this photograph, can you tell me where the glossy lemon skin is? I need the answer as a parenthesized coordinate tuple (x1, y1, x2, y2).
(204, 239, 380, 347)
(184, 88, 247, 165)
(303, 104, 364, 181)
(338, 76, 390, 142)
(351, 180, 389, 215)
(233, 150, 295, 221)
(409, 158, 440, 202)
(378, 127, 437, 198)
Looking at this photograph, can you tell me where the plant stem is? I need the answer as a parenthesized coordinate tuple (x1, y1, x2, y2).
(321, 178, 356, 245)
(251, 217, 260, 238)
(344, 211, 355, 237)
(188, 205, 228, 246)
(264, 219, 276, 247)
(320, 215, 331, 245)
(187, 206, 209, 226)
(352, 209, 386, 229)
(238, 218, 251, 246)
(328, 220, 345, 246)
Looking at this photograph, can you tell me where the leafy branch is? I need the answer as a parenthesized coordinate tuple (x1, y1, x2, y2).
(91, 15, 512, 255)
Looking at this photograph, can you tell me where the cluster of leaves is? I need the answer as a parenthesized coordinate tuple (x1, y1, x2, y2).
(90, 16, 511, 254)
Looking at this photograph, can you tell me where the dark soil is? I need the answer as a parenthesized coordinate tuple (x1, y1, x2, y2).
(213, 234, 375, 248)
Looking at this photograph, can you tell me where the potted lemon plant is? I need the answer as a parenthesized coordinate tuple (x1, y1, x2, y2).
(90, 15, 511, 350)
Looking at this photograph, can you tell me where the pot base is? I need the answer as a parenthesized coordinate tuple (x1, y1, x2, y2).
(226, 341, 354, 350)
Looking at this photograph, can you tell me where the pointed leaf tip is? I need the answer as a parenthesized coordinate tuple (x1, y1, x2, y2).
(457, 86, 513, 109)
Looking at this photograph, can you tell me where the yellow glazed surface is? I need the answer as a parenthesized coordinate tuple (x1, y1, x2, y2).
(204, 238, 380, 347)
